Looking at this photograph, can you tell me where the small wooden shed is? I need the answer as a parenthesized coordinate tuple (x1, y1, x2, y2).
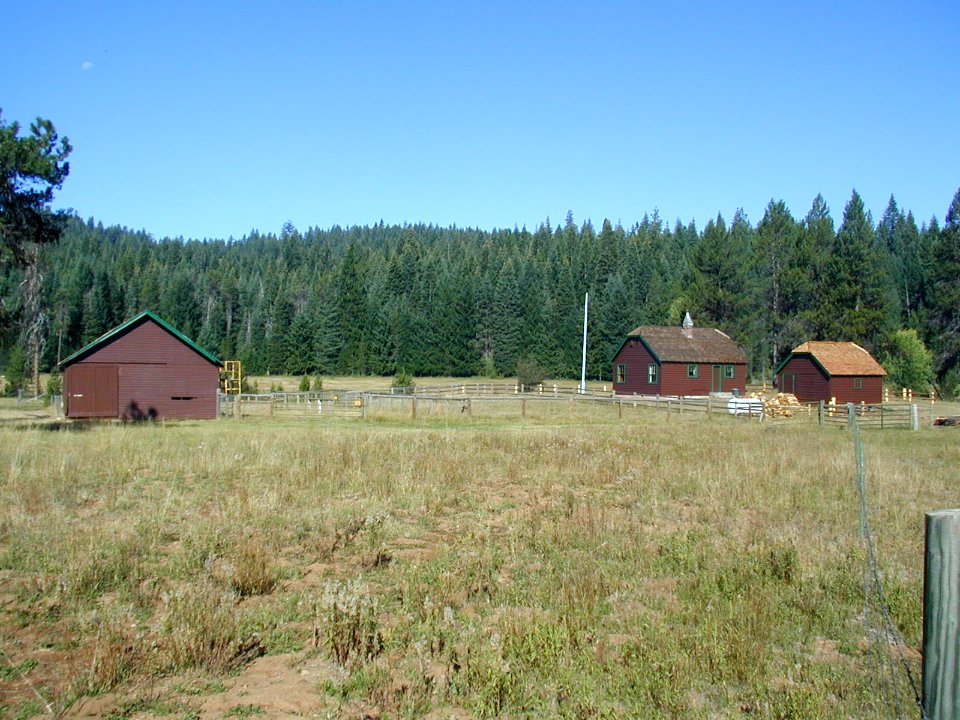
(61, 310, 221, 420)
(773, 341, 886, 404)
(611, 314, 748, 396)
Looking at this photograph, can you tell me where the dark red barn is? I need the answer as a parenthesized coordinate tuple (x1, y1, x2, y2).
(61, 310, 221, 420)
(773, 341, 885, 404)
(610, 314, 748, 396)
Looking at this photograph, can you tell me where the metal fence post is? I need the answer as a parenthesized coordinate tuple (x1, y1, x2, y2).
(924, 508, 960, 719)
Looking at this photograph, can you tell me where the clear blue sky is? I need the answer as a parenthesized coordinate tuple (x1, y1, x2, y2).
(4, 1, 958, 240)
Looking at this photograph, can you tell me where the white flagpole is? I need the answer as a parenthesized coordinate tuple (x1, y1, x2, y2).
(579, 292, 589, 394)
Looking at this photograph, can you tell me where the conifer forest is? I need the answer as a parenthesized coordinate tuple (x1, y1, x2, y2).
(3, 188, 959, 395)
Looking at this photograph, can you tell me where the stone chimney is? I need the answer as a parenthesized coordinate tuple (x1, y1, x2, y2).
(682, 311, 694, 339)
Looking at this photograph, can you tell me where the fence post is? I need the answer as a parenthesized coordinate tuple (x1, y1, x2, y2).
(411, 397, 417, 420)
(923, 508, 960, 719)
(466, 398, 472, 418)
(679, 396, 684, 415)
(847, 403, 855, 428)
(818, 400, 824, 427)
(235, 396, 242, 419)
(361, 397, 368, 420)
(618, 400, 623, 420)
(707, 397, 713, 419)
(912, 403, 919, 431)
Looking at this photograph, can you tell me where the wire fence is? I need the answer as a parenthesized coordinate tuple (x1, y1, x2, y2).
(849, 406, 927, 719)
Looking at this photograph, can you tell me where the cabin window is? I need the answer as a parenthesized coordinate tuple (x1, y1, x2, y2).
(616, 364, 626, 384)
(687, 364, 699, 379)
(648, 364, 658, 385)
(853, 377, 864, 390)
(724, 365, 735, 379)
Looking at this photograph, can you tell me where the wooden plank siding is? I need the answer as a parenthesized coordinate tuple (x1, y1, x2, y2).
(776, 355, 883, 404)
(612, 339, 747, 396)
(828, 375, 884, 405)
(776, 356, 829, 402)
(611, 339, 660, 394)
(64, 317, 219, 419)
(659, 361, 746, 396)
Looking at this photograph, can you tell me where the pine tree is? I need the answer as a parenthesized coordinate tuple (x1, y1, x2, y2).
(929, 189, 960, 391)
(821, 190, 895, 349)
(335, 244, 371, 374)
(800, 195, 836, 338)
(688, 212, 752, 331)
(491, 260, 524, 375)
(266, 290, 295, 374)
(83, 270, 115, 343)
(754, 200, 802, 370)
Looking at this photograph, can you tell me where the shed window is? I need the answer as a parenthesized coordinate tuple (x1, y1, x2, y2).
(853, 377, 864, 390)
(724, 365, 735, 379)
(648, 364, 659, 385)
(616, 364, 626, 384)
(687, 364, 699, 379)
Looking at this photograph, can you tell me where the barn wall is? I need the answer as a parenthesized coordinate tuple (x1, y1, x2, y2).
(828, 376, 884, 404)
(660, 362, 746, 395)
(80, 322, 207, 365)
(777, 356, 829, 402)
(65, 319, 219, 420)
(118, 363, 219, 419)
(613, 341, 747, 396)
(611, 340, 660, 394)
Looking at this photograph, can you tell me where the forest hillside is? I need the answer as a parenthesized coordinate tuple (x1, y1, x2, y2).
(3, 189, 959, 395)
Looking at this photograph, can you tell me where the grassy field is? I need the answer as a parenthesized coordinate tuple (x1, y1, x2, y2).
(0, 400, 957, 718)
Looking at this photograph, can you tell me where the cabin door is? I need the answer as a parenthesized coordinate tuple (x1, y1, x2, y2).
(711, 365, 723, 392)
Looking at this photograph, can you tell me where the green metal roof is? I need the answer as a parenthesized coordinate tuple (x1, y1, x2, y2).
(59, 310, 221, 368)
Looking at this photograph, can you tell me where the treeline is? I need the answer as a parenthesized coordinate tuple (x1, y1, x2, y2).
(3, 188, 959, 394)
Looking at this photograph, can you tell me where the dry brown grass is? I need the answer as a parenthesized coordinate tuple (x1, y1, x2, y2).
(0, 403, 956, 718)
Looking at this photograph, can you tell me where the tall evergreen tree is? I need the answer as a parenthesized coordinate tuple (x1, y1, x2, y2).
(929, 189, 960, 392)
(754, 200, 803, 371)
(821, 190, 895, 349)
(491, 260, 524, 375)
(800, 194, 836, 338)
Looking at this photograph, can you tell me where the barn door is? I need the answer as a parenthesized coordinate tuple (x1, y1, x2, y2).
(67, 365, 119, 417)
(781, 373, 796, 394)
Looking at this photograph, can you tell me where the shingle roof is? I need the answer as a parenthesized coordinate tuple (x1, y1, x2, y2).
(622, 326, 748, 364)
(783, 341, 886, 377)
(60, 310, 221, 368)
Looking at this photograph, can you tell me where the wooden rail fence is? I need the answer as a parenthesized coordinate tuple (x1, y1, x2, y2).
(216, 391, 932, 430)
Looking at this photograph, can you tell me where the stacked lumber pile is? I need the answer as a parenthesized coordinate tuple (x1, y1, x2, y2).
(761, 392, 801, 417)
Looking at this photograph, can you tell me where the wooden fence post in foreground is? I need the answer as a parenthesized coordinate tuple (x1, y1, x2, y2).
(923, 508, 960, 719)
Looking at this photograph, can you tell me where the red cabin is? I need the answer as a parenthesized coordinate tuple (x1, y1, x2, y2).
(610, 314, 748, 396)
(61, 311, 221, 420)
(773, 341, 886, 404)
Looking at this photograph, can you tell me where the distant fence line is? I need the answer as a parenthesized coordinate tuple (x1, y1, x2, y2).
(216, 389, 930, 430)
